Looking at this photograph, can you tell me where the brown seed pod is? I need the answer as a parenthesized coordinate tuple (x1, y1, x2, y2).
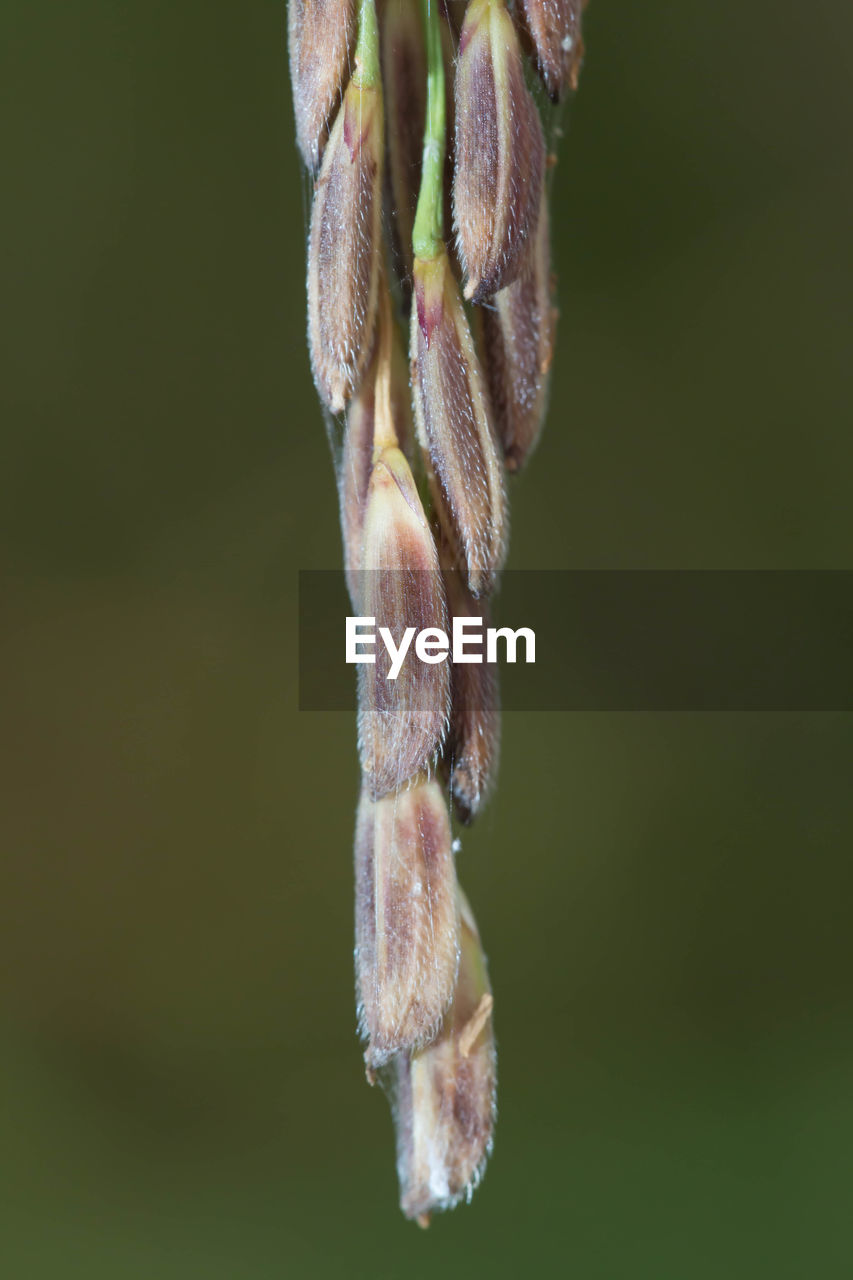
(288, 0, 355, 171)
(355, 777, 460, 1068)
(517, 0, 585, 101)
(307, 61, 384, 413)
(339, 284, 414, 609)
(410, 249, 508, 597)
(357, 444, 450, 797)
(388, 885, 496, 1224)
(478, 189, 556, 472)
(453, 0, 545, 302)
(440, 566, 501, 823)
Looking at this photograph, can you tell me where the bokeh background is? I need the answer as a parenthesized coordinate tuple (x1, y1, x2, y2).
(2, 1, 852, 1275)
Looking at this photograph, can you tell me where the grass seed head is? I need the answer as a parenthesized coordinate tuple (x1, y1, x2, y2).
(291, 0, 590, 1223)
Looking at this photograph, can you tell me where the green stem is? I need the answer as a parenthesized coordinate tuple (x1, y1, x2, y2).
(412, 0, 446, 260)
(353, 0, 380, 88)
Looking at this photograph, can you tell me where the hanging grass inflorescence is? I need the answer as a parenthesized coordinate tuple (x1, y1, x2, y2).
(289, 0, 589, 1224)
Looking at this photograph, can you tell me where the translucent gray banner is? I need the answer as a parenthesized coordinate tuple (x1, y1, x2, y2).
(298, 571, 853, 711)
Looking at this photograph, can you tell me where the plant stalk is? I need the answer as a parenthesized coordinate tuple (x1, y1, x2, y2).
(412, 0, 446, 260)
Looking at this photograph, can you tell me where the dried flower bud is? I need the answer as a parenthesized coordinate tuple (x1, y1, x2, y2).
(388, 885, 496, 1224)
(382, 0, 427, 281)
(441, 568, 500, 823)
(338, 285, 414, 609)
(307, 30, 384, 413)
(478, 190, 555, 471)
(288, 0, 355, 170)
(410, 249, 508, 597)
(453, 0, 545, 302)
(357, 446, 450, 796)
(517, 0, 585, 101)
(355, 777, 460, 1067)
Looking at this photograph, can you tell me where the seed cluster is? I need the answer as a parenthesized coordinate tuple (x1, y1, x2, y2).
(289, 0, 588, 1223)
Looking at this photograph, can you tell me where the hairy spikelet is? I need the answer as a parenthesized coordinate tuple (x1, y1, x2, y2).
(355, 777, 460, 1067)
(388, 886, 496, 1224)
(339, 286, 415, 608)
(288, 0, 355, 169)
(478, 190, 555, 471)
(410, 249, 507, 596)
(453, 0, 545, 302)
(440, 566, 501, 823)
(517, 0, 585, 101)
(357, 445, 451, 796)
(308, 70, 384, 412)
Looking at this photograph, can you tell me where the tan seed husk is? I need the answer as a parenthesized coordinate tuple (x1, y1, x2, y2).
(388, 885, 496, 1221)
(339, 283, 414, 609)
(288, 0, 355, 170)
(441, 566, 501, 823)
(453, 0, 545, 302)
(307, 70, 384, 413)
(517, 0, 585, 101)
(478, 188, 556, 472)
(357, 443, 450, 797)
(355, 776, 460, 1067)
(410, 248, 508, 597)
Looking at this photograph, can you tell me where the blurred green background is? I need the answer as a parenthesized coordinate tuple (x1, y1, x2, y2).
(2, 1, 852, 1275)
